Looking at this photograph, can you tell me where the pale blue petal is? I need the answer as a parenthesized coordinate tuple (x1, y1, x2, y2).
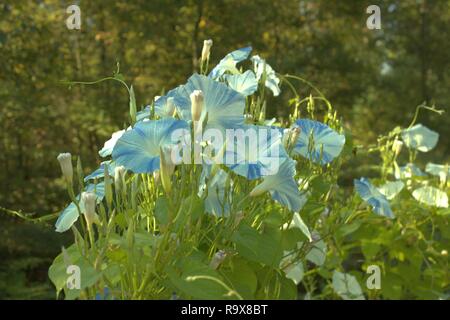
(251, 55, 281, 96)
(292, 119, 345, 165)
(137, 85, 191, 121)
(112, 119, 189, 173)
(225, 125, 288, 180)
(261, 158, 305, 212)
(354, 178, 394, 219)
(55, 182, 105, 233)
(401, 124, 439, 152)
(172, 74, 245, 131)
(209, 46, 252, 79)
(228, 46, 252, 62)
(55, 202, 79, 233)
(225, 70, 258, 96)
(99, 129, 126, 158)
(84, 161, 117, 182)
(136, 107, 151, 122)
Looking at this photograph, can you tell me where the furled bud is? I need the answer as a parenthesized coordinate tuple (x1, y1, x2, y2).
(392, 139, 403, 156)
(114, 165, 126, 191)
(159, 146, 175, 194)
(57, 153, 73, 184)
(209, 250, 227, 270)
(190, 90, 204, 122)
(201, 39, 213, 62)
(81, 192, 99, 226)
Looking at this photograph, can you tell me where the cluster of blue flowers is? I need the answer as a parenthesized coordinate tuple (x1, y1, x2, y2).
(353, 121, 445, 218)
(55, 46, 349, 232)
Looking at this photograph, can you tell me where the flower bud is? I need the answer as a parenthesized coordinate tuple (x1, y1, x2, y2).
(81, 192, 99, 226)
(57, 153, 73, 184)
(209, 250, 227, 270)
(190, 90, 204, 122)
(114, 165, 126, 191)
(159, 146, 175, 194)
(392, 139, 403, 156)
(201, 39, 213, 62)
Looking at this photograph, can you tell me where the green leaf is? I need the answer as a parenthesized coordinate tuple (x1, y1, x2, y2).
(48, 245, 80, 295)
(255, 267, 297, 299)
(155, 196, 170, 225)
(231, 224, 283, 268)
(48, 245, 102, 300)
(332, 271, 365, 300)
(64, 258, 102, 300)
(222, 258, 257, 299)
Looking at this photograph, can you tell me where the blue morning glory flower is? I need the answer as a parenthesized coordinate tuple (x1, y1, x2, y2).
(292, 119, 345, 165)
(250, 158, 307, 212)
(199, 167, 232, 217)
(55, 182, 106, 233)
(224, 70, 258, 96)
(251, 55, 281, 96)
(169, 74, 245, 131)
(209, 46, 252, 79)
(401, 124, 439, 152)
(354, 178, 394, 219)
(112, 118, 189, 173)
(84, 161, 117, 182)
(224, 125, 288, 180)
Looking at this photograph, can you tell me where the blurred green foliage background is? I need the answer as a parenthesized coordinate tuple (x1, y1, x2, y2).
(0, 0, 448, 299)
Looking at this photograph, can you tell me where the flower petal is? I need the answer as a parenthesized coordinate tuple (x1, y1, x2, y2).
(209, 46, 252, 79)
(99, 129, 126, 157)
(112, 119, 189, 173)
(225, 125, 287, 179)
(292, 119, 345, 165)
(354, 178, 394, 218)
(172, 74, 245, 132)
(225, 70, 258, 96)
(401, 124, 439, 152)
